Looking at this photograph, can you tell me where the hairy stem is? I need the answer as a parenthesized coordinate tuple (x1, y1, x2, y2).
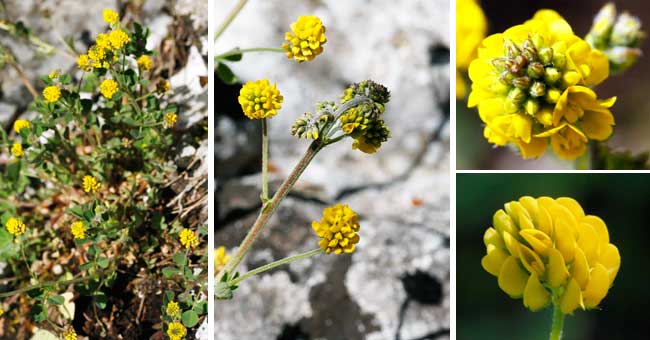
(215, 47, 285, 61)
(215, 0, 248, 41)
(549, 304, 565, 340)
(261, 118, 269, 202)
(231, 248, 323, 285)
(0, 275, 95, 298)
(217, 140, 323, 281)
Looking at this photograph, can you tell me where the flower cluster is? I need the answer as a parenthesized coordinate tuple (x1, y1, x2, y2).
(167, 321, 187, 340)
(70, 221, 87, 240)
(291, 80, 391, 154)
(481, 196, 620, 314)
(586, 3, 644, 74)
(215, 246, 230, 273)
(62, 327, 78, 340)
(82, 175, 101, 193)
(282, 16, 327, 62)
(13, 119, 30, 133)
(100, 79, 119, 99)
(42, 85, 61, 103)
(468, 10, 616, 160)
(179, 228, 199, 249)
(5, 217, 26, 236)
(312, 204, 361, 254)
(11, 143, 23, 158)
(76, 8, 134, 72)
(164, 112, 178, 129)
(166, 301, 181, 318)
(456, 0, 487, 98)
(238, 79, 283, 120)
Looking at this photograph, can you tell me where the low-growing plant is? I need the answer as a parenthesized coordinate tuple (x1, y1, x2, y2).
(0, 8, 206, 339)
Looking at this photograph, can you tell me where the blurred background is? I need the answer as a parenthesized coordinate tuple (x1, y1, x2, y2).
(215, 0, 450, 339)
(457, 0, 650, 169)
(457, 173, 650, 340)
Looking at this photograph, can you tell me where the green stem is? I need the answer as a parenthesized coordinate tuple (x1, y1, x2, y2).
(549, 304, 565, 340)
(589, 141, 600, 170)
(0, 275, 93, 298)
(231, 248, 323, 285)
(215, 0, 249, 41)
(215, 47, 285, 61)
(261, 118, 269, 202)
(20, 244, 37, 282)
(216, 140, 324, 282)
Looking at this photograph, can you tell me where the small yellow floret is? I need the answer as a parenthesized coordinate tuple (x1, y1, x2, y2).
(312, 204, 361, 254)
(11, 143, 23, 158)
(43, 85, 61, 103)
(167, 321, 187, 340)
(13, 119, 30, 134)
(5, 217, 26, 236)
(82, 175, 101, 193)
(62, 327, 77, 340)
(214, 246, 230, 273)
(100, 79, 119, 99)
(108, 29, 130, 50)
(137, 55, 152, 71)
(282, 16, 327, 62)
(70, 221, 87, 240)
(179, 228, 199, 249)
(102, 9, 119, 25)
(77, 54, 92, 71)
(48, 70, 60, 79)
(238, 79, 283, 120)
(166, 301, 181, 318)
(163, 112, 177, 129)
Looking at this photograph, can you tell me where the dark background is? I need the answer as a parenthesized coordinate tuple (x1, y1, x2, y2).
(457, 173, 650, 339)
(458, 0, 650, 169)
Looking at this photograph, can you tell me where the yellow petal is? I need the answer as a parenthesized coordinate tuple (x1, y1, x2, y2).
(560, 278, 583, 314)
(570, 247, 590, 290)
(520, 228, 552, 256)
(515, 137, 548, 159)
(582, 215, 609, 256)
(482, 244, 509, 276)
(523, 272, 551, 311)
(599, 243, 621, 284)
(503, 231, 521, 258)
(554, 219, 576, 263)
(518, 243, 546, 277)
(556, 197, 585, 219)
(518, 196, 539, 224)
(493, 209, 517, 236)
(484, 227, 506, 249)
(581, 107, 615, 141)
(498, 256, 530, 298)
(576, 222, 599, 264)
(536, 204, 554, 237)
(583, 263, 610, 309)
(547, 247, 569, 288)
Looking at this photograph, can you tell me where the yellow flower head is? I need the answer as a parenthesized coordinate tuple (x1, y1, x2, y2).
(163, 112, 177, 129)
(96, 33, 112, 50)
(6, 217, 26, 236)
(238, 79, 283, 120)
(62, 327, 77, 340)
(312, 204, 360, 254)
(48, 70, 60, 79)
(456, 0, 487, 98)
(102, 9, 119, 25)
(11, 143, 23, 158)
(82, 175, 101, 193)
(179, 228, 199, 249)
(468, 10, 614, 160)
(77, 54, 92, 71)
(13, 119, 30, 134)
(43, 85, 61, 103)
(0, 308, 4, 317)
(70, 221, 87, 240)
(482, 196, 620, 314)
(167, 321, 187, 340)
(215, 246, 230, 273)
(282, 15, 327, 62)
(100, 79, 119, 99)
(108, 29, 130, 50)
(157, 80, 171, 93)
(137, 55, 152, 71)
(166, 301, 181, 318)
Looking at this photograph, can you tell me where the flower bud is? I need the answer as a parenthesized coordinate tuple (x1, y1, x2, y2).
(543, 67, 561, 84)
(562, 71, 581, 87)
(611, 12, 643, 47)
(529, 82, 546, 97)
(539, 47, 553, 64)
(545, 88, 562, 104)
(513, 76, 531, 89)
(524, 99, 539, 116)
(526, 62, 545, 79)
(506, 88, 526, 112)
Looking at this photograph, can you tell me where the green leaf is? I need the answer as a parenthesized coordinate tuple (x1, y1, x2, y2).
(216, 63, 237, 85)
(181, 310, 199, 328)
(7, 160, 21, 181)
(193, 300, 208, 315)
(79, 262, 94, 271)
(97, 257, 110, 269)
(221, 49, 243, 61)
(94, 292, 108, 309)
(66, 206, 85, 219)
(47, 295, 65, 305)
(173, 253, 187, 267)
(162, 267, 181, 277)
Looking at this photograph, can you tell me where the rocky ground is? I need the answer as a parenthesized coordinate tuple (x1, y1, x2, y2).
(216, 0, 450, 339)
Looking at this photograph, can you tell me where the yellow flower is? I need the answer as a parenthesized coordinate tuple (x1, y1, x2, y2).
(137, 55, 152, 71)
(157, 80, 171, 93)
(215, 246, 230, 273)
(312, 204, 360, 254)
(166, 301, 181, 318)
(48, 70, 60, 79)
(163, 112, 177, 129)
(100, 79, 119, 99)
(238, 79, 283, 120)
(82, 175, 101, 193)
(468, 10, 612, 160)
(11, 143, 23, 158)
(167, 321, 187, 340)
(70, 221, 86, 240)
(43, 85, 61, 103)
(482, 196, 620, 314)
(0, 308, 3, 317)
(13, 119, 30, 134)
(108, 29, 130, 50)
(96, 33, 112, 50)
(179, 228, 199, 249)
(102, 9, 119, 25)
(77, 54, 92, 71)
(282, 16, 327, 62)
(456, 0, 487, 99)
(62, 327, 77, 340)
(6, 217, 26, 236)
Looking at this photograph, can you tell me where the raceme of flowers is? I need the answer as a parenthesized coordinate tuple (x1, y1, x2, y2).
(167, 321, 187, 340)
(13, 119, 30, 133)
(82, 175, 101, 193)
(481, 196, 620, 314)
(166, 301, 181, 318)
(62, 327, 78, 340)
(468, 10, 616, 160)
(291, 80, 391, 154)
(5, 217, 26, 236)
(238, 79, 283, 120)
(282, 15, 327, 62)
(70, 221, 87, 240)
(43, 85, 61, 103)
(312, 204, 361, 254)
(179, 228, 199, 249)
(456, 0, 487, 98)
(11, 143, 23, 158)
